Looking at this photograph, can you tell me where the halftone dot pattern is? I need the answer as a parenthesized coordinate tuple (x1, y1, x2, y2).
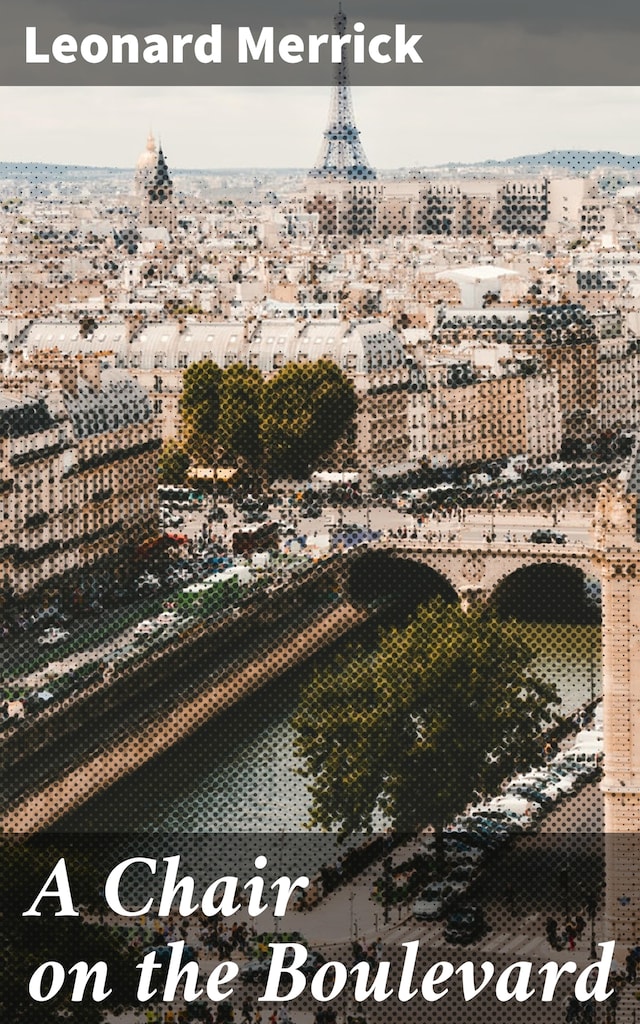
(1, 144, 639, 1024)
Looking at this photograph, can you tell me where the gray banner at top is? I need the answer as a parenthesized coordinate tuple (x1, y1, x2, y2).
(3, 0, 640, 85)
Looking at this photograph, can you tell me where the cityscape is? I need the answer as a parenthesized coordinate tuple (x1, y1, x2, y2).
(2, 45, 640, 1024)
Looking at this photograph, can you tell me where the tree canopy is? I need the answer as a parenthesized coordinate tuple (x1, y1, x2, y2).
(180, 359, 222, 464)
(217, 364, 263, 472)
(158, 439, 190, 485)
(262, 360, 357, 480)
(292, 599, 560, 835)
(178, 358, 357, 481)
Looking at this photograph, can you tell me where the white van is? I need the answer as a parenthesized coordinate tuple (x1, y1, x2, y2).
(565, 735, 603, 767)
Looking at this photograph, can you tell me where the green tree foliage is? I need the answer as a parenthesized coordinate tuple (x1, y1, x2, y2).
(179, 358, 357, 484)
(217, 364, 263, 471)
(158, 439, 191, 485)
(261, 360, 357, 480)
(181, 359, 222, 465)
(292, 599, 560, 835)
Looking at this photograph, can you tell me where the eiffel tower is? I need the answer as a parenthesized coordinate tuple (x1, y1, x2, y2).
(309, 6, 376, 182)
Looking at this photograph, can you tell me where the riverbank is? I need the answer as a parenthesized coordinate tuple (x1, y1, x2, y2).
(0, 589, 368, 833)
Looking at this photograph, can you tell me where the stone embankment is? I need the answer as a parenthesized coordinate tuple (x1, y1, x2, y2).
(1, 570, 367, 833)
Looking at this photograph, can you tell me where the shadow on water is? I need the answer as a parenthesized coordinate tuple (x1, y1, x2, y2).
(56, 604, 601, 834)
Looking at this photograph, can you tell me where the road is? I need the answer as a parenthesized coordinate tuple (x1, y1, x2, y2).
(180, 498, 593, 547)
(6, 498, 594, 697)
(104, 781, 613, 1024)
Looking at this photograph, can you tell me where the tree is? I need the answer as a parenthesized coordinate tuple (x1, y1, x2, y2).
(179, 358, 357, 486)
(261, 360, 357, 480)
(292, 599, 559, 837)
(158, 439, 190, 485)
(181, 359, 222, 465)
(217, 364, 263, 475)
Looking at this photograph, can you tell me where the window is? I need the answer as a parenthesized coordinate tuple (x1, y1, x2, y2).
(154, 353, 166, 369)
(154, 376, 162, 393)
(178, 353, 188, 369)
(153, 399, 163, 415)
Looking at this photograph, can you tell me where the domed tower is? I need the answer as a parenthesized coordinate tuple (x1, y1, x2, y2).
(134, 131, 157, 196)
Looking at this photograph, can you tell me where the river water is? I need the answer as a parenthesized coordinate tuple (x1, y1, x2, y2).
(64, 622, 601, 834)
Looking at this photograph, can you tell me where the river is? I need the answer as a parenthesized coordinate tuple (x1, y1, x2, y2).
(61, 621, 601, 833)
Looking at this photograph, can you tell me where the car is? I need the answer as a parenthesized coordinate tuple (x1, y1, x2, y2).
(133, 619, 161, 637)
(243, 510, 268, 523)
(162, 513, 185, 528)
(448, 820, 510, 849)
(204, 556, 233, 573)
(443, 841, 486, 866)
(528, 529, 567, 544)
(136, 573, 162, 589)
(36, 627, 71, 646)
(142, 944, 197, 974)
(506, 784, 555, 808)
(169, 567, 195, 583)
(155, 611, 179, 626)
(545, 769, 579, 794)
(443, 906, 486, 944)
(445, 863, 478, 895)
(207, 506, 228, 522)
(103, 642, 138, 665)
(412, 882, 457, 921)
(24, 689, 56, 713)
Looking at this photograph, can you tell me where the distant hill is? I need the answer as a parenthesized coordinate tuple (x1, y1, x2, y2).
(453, 150, 640, 173)
(2, 151, 640, 183)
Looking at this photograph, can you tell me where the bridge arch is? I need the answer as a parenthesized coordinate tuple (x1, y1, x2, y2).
(488, 561, 602, 623)
(346, 549, 459, 609)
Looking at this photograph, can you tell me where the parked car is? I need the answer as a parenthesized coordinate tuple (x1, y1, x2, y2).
(155, 611, 180, 627)
(243, 510, 268, 523)
(444, 905, 487, 944)
(162, 513, 185, 528)
(505, 784, 555, 808)
(529, 529, 567, 545)
(412, 882, 457, 921)
(24, 689, 56, 713)
(168, 567, 195, 584)
(445, 863, 478, 895)
(37, 627, 71, 646)
(207, 506, 228, 522)
(136, 573, 162, 589)
(133, 619, 161, 637)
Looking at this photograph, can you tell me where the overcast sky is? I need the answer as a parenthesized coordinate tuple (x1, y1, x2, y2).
(2, 87, 640, 170)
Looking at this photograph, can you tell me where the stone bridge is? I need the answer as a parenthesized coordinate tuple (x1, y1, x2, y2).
(345, 536, 600, 606)
(353, 477, 640, 946)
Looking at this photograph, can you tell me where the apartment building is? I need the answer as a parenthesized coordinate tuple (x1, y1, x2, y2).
(0, 353, 160, 601)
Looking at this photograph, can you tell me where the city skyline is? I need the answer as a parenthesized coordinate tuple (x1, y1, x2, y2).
(2, 86, 640, 171)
